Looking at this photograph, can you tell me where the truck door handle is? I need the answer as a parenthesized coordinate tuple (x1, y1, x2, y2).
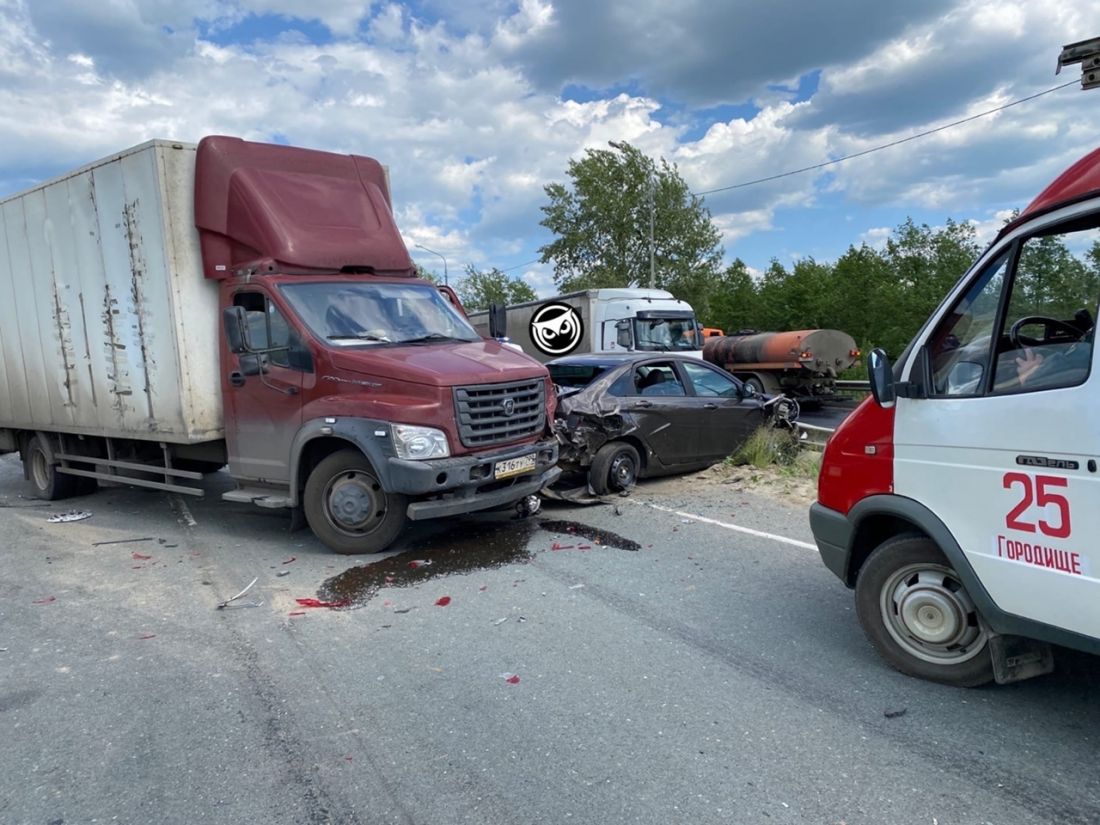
(703, 403, 717, 410)
(229, 371, 246, 387)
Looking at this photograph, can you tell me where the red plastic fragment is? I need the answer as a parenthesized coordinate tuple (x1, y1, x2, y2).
(131, 551, 152, 560)
(32, 596, 56, 605)
(283, 556, 296, 565)
(288, 611, 306, 616)
(505, 674, 520, 685)
(295, 597, 350, 609)
(408, 559, 432, 569)
(479, 585, 488, 592)
(434, 596, 452, 607)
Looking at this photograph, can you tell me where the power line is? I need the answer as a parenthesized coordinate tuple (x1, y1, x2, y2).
(693, 79, 1079, 196)
(499, 257, 541, 273)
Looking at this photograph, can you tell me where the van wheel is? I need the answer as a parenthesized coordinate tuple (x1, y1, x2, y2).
(26, 435, 81, 501)
(589, 442, 640, 495)
(304, 450, 407, 555)
(855, 535, 994, 687)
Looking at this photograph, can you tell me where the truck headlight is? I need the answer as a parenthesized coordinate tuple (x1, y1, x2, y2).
(392, 425, 450, 460)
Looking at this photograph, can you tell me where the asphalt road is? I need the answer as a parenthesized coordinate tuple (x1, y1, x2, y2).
(2, 454, 1099, 825)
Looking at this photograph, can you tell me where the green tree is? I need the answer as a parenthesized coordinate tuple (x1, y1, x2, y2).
(455, 265, 537, 312)
(538, 141, 724, 309)
(707, 259, 760, 332)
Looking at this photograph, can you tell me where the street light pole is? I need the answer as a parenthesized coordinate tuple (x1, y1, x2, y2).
(414, 243, 448, 287)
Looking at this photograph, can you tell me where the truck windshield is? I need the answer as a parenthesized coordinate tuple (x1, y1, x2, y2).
(279, 282, 481, 346)
(633, 317, 702, 351)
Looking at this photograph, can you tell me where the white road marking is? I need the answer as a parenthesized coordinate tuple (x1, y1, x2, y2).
(169, 494, 198, 528)
(634, 501, 817, 550)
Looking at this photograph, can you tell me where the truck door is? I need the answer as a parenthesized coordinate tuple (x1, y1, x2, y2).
(222, 290, 306, 482)
(893, 212, 1100, 640)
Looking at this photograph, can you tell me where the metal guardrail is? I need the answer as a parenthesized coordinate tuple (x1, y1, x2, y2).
(796, 422, 834, 451)
(833, 380, 871, 392)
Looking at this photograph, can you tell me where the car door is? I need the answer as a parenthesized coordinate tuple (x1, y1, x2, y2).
(612, 359, 697, 469)
(893, 205, 1100, 641)
(679, 360, 764, 463)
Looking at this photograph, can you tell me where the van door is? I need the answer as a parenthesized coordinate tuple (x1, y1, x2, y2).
(893, 208, 1100, 640)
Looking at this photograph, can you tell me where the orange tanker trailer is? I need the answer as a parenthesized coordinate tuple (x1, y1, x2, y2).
(702, 329, 860, 399)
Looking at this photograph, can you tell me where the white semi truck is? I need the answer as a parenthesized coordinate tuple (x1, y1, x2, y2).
(467, 288, 703, 363)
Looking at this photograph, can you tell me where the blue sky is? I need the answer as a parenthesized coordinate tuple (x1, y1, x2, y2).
(1, 1, 1099, 297)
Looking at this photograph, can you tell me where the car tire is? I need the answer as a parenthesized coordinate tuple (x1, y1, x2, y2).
(25, 435, 83, 501)
(855, 535, 994, 687)
(304, 450, 408, 555)
(589, 442, 640, 496)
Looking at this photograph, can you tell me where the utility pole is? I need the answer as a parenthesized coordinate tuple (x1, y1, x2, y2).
(648, 169, 655, 290)
(414, 243, 448, 286)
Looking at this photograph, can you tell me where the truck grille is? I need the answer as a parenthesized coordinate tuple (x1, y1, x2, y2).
(454, 379, 546, 447)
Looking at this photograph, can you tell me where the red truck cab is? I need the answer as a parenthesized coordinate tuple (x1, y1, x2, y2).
(195, 136, 558, 553)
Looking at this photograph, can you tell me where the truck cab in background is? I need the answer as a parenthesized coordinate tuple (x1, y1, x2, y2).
(811, 145, 1100, 685)
(467, 288, 703, 363)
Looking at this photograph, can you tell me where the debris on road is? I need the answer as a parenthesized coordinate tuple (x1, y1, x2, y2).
(295, 596, 350, 609)
(217, 577, 264, 609)
(492, 617, 508, 625)
(32, 596, 56, 605)
(92, 536, 154, 547)
(884, 708, 908, 719)
(434, 596, 452, 606)
(408, 559, 431, 569)
(282, 556, 296, 565)
(500, 672, 521, 685)
(131, 551, 152, 560)
(276, 570, 291, 577)
(47, 511, 91, 523)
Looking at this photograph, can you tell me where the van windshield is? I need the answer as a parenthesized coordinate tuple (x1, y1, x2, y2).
(279, 282, 481, 346)
(633, 317, 702, 351)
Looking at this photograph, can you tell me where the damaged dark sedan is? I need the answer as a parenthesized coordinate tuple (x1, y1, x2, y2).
(547, 353, 798, 495)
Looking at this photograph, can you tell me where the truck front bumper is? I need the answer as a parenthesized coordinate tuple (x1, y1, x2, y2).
(386, 439, 560, 521)
(809, 502, 854, 585)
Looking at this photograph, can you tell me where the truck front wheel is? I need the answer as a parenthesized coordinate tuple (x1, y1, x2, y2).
(855, 535, 994, 687)
(304, 450, 407, 555)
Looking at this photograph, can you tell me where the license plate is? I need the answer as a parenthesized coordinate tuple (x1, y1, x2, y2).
(494, 453, 536, 480)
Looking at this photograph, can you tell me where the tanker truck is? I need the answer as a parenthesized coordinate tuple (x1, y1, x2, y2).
(702, 329, 860, 399)
(0, 137, 560, 555)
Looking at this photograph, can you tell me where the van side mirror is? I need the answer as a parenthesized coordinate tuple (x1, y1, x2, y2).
(489, 302, 508, 339)
(868, 348, 896, 407)
(223, 306, 250, 354)
(616, 319, 633, 349)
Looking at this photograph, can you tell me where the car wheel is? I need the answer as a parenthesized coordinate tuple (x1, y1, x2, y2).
(26, 435, 82, 501)
(855, 535, 994, 687)
(304, 450, 408, 555)
(589, 442, 640, 496)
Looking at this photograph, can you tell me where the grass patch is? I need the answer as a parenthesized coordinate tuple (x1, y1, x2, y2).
(730, 425, 801, 469)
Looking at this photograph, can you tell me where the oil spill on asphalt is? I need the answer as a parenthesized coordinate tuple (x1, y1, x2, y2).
(316, 517, 639, 608)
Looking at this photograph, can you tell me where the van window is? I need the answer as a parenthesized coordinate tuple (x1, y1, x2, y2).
(929, 251, 1010, 396)
(988, 227, 1100, 394)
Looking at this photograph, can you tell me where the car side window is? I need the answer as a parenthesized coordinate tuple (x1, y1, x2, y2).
(632, 362, 687, 397)
(681, 361, 741, 398)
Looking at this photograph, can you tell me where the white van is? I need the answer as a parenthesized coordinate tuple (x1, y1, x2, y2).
(811, 146, 1100, 686)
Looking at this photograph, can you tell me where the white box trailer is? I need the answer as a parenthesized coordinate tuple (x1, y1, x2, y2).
(0, 140, 221, 445)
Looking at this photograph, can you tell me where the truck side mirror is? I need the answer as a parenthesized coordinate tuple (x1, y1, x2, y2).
(489, 302, 508, 339)
(868, 348, 896, 407)
(616, 319, 633, 349)
(223, 306, 250, 354)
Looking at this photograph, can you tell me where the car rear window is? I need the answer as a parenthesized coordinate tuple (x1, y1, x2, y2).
(548, 363, 610, 388)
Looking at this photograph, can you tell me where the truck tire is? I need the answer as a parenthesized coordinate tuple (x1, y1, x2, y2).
(744, 376, 766, 396)
(855, 535, 994, 687)
(26, 435, 82, 501)
(304, 449, 407, 555)
(589, 442, 640, 496)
